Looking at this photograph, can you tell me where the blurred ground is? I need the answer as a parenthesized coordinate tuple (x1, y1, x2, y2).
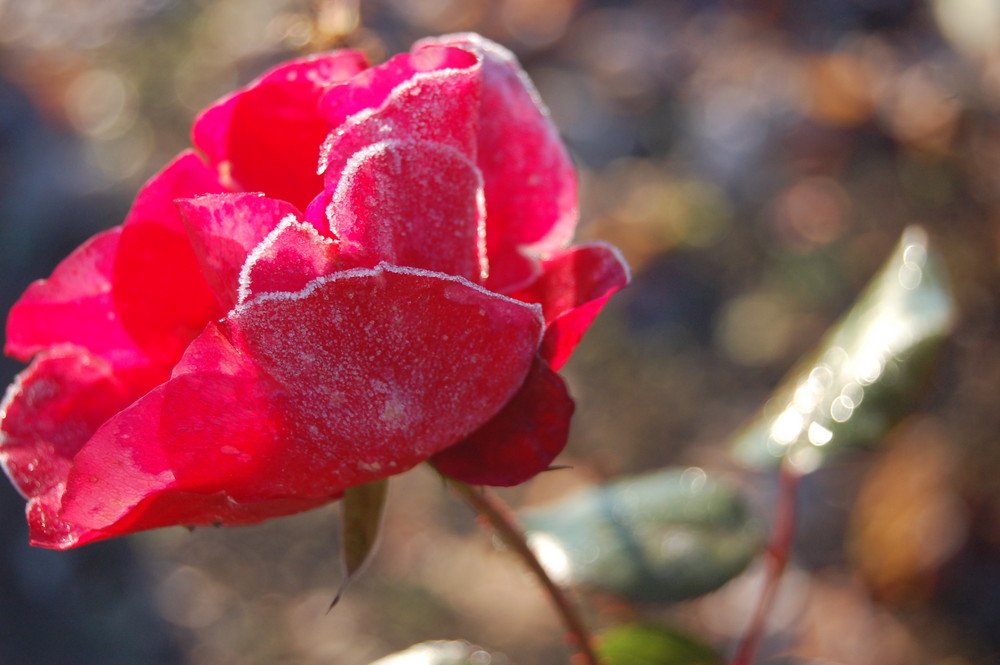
(3, 1, 1000, 663)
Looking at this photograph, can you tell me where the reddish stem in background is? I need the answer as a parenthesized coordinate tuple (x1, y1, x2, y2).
(452, 481, 601, 665)
(730, 462, 801, 665)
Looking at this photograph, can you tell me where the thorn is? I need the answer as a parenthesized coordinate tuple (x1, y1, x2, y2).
(326, 579, 347, 614)
(543, 465, 573, 473)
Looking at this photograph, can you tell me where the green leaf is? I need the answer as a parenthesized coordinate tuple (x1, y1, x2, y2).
(331, 478, 389, 609)
(597, 623, 721, 665)
(367, 640, 498, 665)
(731, 226, 955, 472)
(519, 467, 762, 603)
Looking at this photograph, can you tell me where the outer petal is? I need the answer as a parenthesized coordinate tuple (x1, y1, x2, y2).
(177, 193, 304, 309)
(227, 263, 545, 495)
(112, 151, 227, 366)
(0, 350, 138, 549)
(56, 326, 317, 539)
(317, 46, 481, 187)
(325, 139, 486, 282)
(420, 34, 579, 291)
(510, 242, 631, 370)
(56, 266, 544, 542)
(5, 228, 151, 374)
(193, 50, 369, 209)
(432, 358, 574, 486)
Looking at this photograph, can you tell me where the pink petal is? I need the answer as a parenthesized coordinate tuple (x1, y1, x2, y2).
(238, 216, 355, 303)
(177, 193, 304, 309)
(112, 151, 227, 366)
(0, 350, 138, 549)
(510, 242, 630, 370)
(419, 34, 579, 291)
(317, 46, 481, 186)
(49, 325, 330, 547)
(56, 268, 544, 539)
(432, 358, 573, 486)
(193, 50, 369, 209)
(4, 228, 151, 373)
(227, 264, 544, 493)
(321, 44, 476, 127)
(326, 139, 486, 282)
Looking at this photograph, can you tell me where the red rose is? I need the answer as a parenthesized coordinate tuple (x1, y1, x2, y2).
(0, 34, 628, 549)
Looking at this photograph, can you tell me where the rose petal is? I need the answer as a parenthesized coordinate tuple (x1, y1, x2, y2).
(112, 151, 227, 366)
(326, 139, 486, 281)
(510, 242, 631, 370)
(0, 350, 132, 501)
(432, 357, 573, 486)
(238, 216, 354, 303)
(0, 350, 139, 549)
(228, 264, 545, 493)
(177, 193, 304, 308)
(58, 268, 544, 537)
(50, 325, 332, 546)
(317, 46, 481, 185)
(420, 34, 579, 291)
(4, 228, 152, 374)
(194, 51, 369, 209)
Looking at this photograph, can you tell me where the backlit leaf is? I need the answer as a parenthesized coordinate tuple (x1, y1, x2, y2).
(730, 226, 955, 472)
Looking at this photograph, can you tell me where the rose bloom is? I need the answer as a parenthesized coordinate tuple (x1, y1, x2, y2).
(0, 34, 628, 549)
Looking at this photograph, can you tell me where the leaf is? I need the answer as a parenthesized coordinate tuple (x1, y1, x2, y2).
(519, 467, 762, 603)
(331, 477, 389, 609)
(366, 640, 500, 665)
(731, 226, 955, 473)
(597, 623, 721, 665)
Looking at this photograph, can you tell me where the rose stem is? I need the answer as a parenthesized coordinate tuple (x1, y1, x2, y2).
(729, 461, 801, 665)
(452, 481, 601, 665)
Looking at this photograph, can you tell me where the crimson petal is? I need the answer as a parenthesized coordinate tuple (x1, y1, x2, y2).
(510, 242, 631, 370)
(419, 34, 578, 291)
(193, 51, 369, 209)
(432, 358, 574, 486)
(316, 46, 481, 189)
(178, 193, 304, 309)
(0, 350, 138, 548)
(238, 216, 354, 303)
(326, 139, 486, 281)
(112, 151, 227, 366)
(57, 267, 544, 539)
(5, 228, 150, 373)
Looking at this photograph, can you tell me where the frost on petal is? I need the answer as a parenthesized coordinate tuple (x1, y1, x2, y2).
(112, 151, 227, 366)
(229, 264, 544, 493)
(193, 50, 369, 209)
(327, 140, 486, 282)
(321, 45, 476, 127)
(0, 350, 137, 549)
(52, 324, 331, 544)
(238, 216, 355, 303)
(510, 242, 631, 370)
(419, 34, 579, 292)
(178, 193, 304, 309)
(432, 358, 573, 486)
(317, 45, 480, 184)
(5, 228, 152, 375)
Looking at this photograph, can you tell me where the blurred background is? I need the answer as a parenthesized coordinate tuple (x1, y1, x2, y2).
(2, 0, 1000, 663)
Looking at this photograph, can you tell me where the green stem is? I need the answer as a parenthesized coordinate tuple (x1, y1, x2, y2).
(452, 481, 601, 665)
